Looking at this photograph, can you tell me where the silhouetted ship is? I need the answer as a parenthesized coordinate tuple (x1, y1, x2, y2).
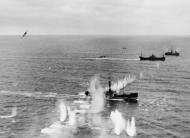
(139, 54, 165, 61)
(84, 80, 138, 103)
(98, 55, 107, 58)
(165, 50, 179, 56)
(105, 81, 138, 103)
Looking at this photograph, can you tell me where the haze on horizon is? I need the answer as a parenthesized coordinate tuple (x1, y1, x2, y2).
(0, 0, 190, 35)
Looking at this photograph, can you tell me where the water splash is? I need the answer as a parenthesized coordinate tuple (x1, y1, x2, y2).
(0, 107, 17, 119)
(59, 100, 67, 122)
(110, 110, 137, 137)
(110, 110, 126, 135)
(41, 122, 63, 134)
(106, 75, 136, 94)
(67, 107, 76, 126)
(88, 75, 105, 113)
(125, 117, 136, 137)
(41, 101, 76, 137)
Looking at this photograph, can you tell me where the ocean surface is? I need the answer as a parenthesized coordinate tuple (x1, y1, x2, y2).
(0, 35, 189, 138)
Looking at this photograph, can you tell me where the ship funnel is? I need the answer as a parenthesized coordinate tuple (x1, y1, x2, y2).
(108, 80, 111, 92)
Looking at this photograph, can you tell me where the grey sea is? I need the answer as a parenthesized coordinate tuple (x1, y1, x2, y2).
(0, 35, 189, 138)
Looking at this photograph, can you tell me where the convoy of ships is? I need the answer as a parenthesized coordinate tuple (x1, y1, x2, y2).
(139, 49, 179, 61)
(22, 32, 179, 104)
(98, 49, 180, 62)
(93, 48, 180, 103)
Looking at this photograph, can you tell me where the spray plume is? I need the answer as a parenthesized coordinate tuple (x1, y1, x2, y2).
(110, 110, 137, 137)
(41, 100, 77, 137)
(106, 75, 136, 94)
(110, 110, 126, 135)
(88, 75, 105, 113)
(67, 107, 76, 126)
(125, 117, 136, 137)
(59, 100, 67, 122)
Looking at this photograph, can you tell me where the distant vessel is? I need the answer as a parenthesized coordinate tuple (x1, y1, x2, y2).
(98, 55, 107, 58)
(22, 31, 27, 37)
(139, 54, 165, 61)
(165, 50, 179, 56)
(105, 81, 138, 103)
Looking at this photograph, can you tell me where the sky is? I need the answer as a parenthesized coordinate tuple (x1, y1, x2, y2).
(0, 0, 190, 35)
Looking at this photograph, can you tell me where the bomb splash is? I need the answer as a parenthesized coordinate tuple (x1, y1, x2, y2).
(126, 117, 136, 137)
(105, 75, 136, 94)
(110, 110, 126, 135)
(110, 110, 137, 137)
(88, 75, 105, 113)
(41, 100, 77, 137)
(59, 100, 67, 122)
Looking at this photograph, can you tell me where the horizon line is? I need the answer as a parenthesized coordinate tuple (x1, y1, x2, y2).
(0, 34, 190, 37)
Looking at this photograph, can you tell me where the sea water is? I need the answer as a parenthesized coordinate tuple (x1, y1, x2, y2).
(0, 35, 189, 138)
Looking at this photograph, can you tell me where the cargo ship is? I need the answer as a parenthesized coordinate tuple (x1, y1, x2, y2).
(139, 54, 165, 61)
(105, 81, 138, 103)
(165, 50, 179, 56)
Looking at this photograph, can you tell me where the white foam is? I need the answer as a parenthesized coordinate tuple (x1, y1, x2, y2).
(67, 107, 76, 126)
(110, 110, 126, 135)
(125, 117, 136, 137)
(59, 101, 67, 122)
(82, 57, 140, 61)
(88, 75, 105, 113)
(0, 90, 57, 98)
(41, 122, 63, 134)
(0, 107, 17, 119)
(79, 104, 91, 109)
(41, 101, 77, 137)
(74, 109, 87, 114)
(73, 100, 86, 104)
(78, 92, 86, 98)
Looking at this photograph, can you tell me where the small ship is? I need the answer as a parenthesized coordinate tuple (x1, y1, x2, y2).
(98, 55, 107, 58)
(84, 81, 138, 103)
(165, 50, 179, 56)
(105, 81, 138, 103)
(139, 54, 165, 61)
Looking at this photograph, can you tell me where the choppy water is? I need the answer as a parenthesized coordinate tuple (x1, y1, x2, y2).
(0, 35, 189, 138)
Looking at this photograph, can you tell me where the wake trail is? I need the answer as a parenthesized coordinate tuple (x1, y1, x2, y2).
(82, 57, 140, 61)
(0, 107, 17, 119)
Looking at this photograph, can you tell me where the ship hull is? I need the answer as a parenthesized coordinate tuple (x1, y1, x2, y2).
(106, 92, 138, 103)
(165, 52, 179, 56)
(139, 56, 165, 61)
